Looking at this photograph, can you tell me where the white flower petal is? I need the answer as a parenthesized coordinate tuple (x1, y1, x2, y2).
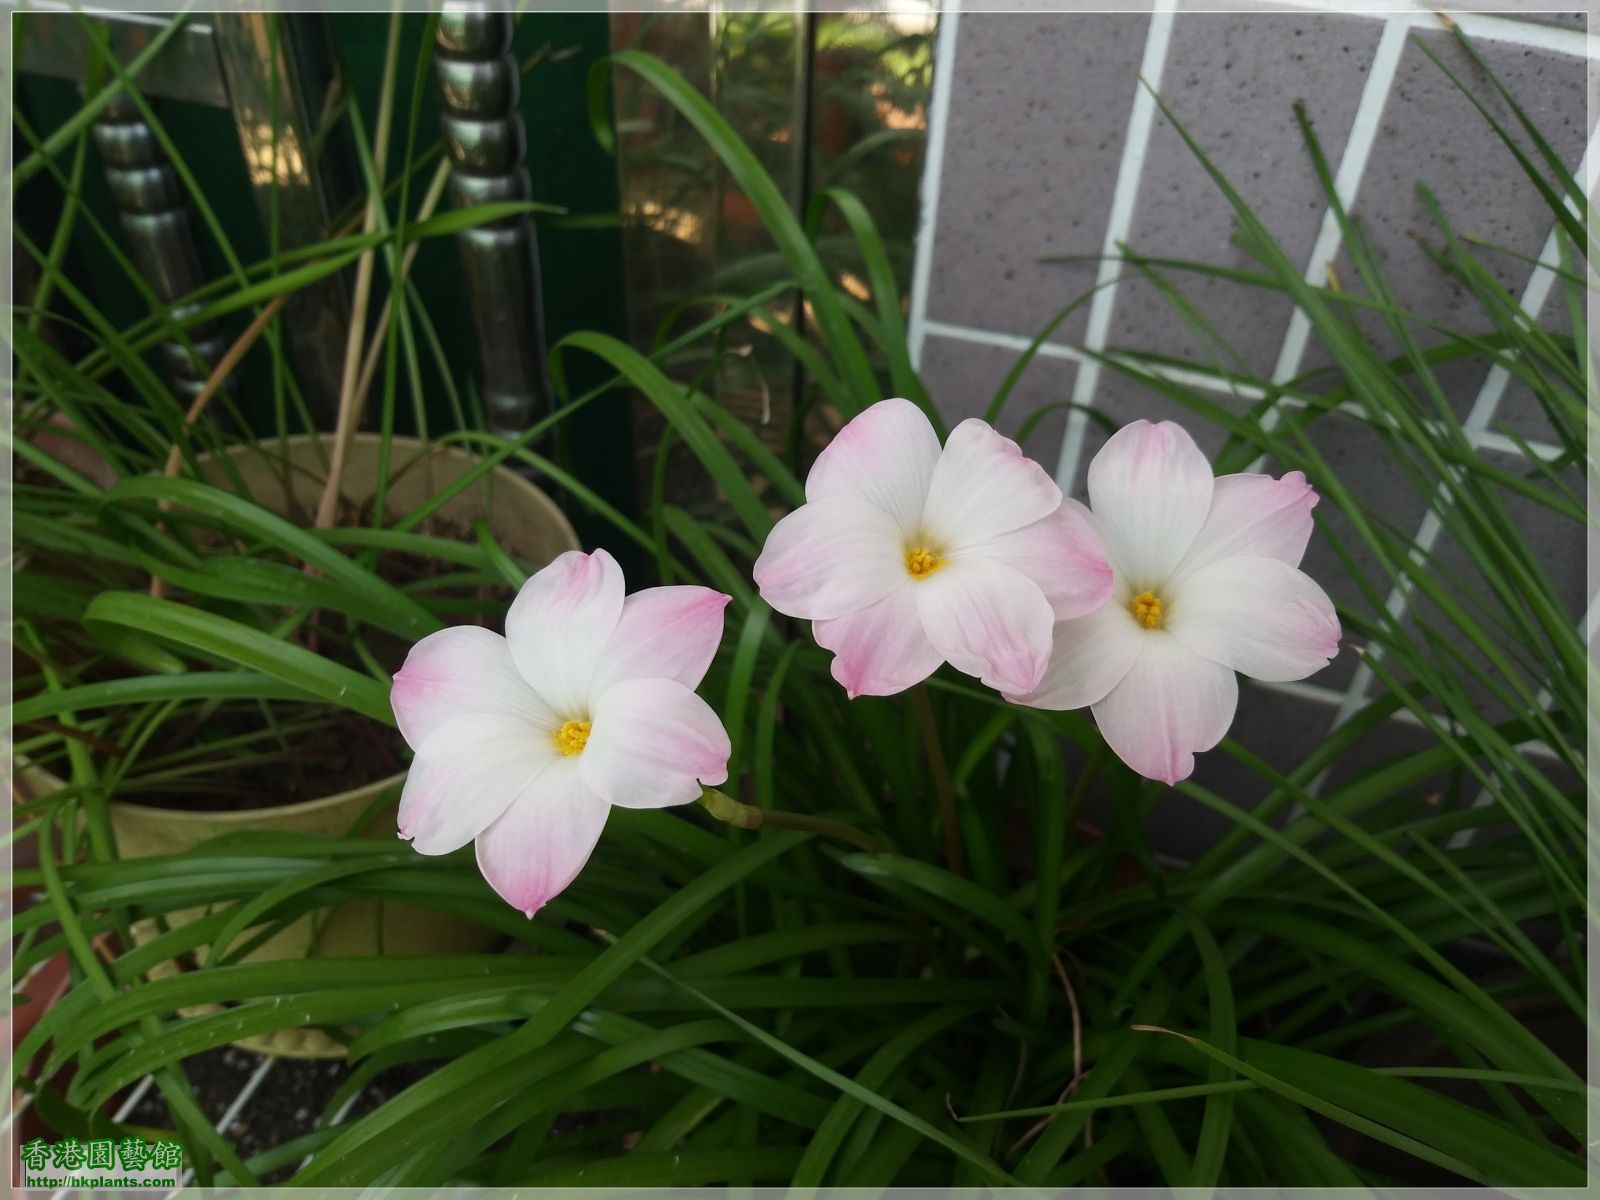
(813, 583, 945, 698)
(1091, 635, 1238, 785)
(391, 625, 556, 750)
(965, 498, 1115, 620)
(1166, 555, 1341, 682)
(916, 558, 1056, 695)
(753, 494, 906, 621)
(580, 678, 732, 809)
(1086, 420, 1214, 588)
(505, 549, 626, 715)
(475, 758, 609, 917)
(1171, 471, 1319, 586)
(397, 713, 555, 855)
(805, 397, 941, 536)
(1005, 599, 1144, 709)
(590, 585, 730, 698)
(922, 419, 1064, 548)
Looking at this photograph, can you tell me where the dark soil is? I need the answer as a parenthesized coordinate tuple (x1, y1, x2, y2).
(121, 1046, 435, 1184)
(130, 704, 411, 813)
(117, 510, 517, 815)
(117, 1046, 633, 1184)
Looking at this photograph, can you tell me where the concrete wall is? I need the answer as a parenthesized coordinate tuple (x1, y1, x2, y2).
(907, 2, 1593, 852)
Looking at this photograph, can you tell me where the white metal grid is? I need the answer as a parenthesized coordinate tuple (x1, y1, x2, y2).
(1052, 0, 1177, 496)
(907, 0, 964, 367)
(907, 0, 1594, 760)
(1246, 14, 1411, 468)
(1330, 118, 1600, 728)
(2, 955, 56, 1140)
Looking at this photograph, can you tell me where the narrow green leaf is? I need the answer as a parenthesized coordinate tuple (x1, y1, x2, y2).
(82, 592, 393, 725)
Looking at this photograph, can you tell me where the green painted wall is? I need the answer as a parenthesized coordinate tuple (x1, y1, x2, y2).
(16, 12, 637, 555)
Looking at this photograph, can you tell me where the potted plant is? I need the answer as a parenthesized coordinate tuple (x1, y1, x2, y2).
(10, 13, 579, 1057)
(14, 414, 579, 1058)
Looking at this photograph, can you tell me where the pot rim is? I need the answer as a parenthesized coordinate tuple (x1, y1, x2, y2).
(212, 431, 578, 549)
(99, 433, 575, 821)
(109, 768, 409, 822)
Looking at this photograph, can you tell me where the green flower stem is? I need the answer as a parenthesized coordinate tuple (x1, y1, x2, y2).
(1065, 740, 1108, 833)
(698, 789, 882, 853)
(912, 682, 965, 877)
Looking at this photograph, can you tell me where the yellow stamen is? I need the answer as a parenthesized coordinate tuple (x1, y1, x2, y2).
(905, 546, 944, 580)
(1131, 590, 1164, 630)
(554, 719, 592, 757)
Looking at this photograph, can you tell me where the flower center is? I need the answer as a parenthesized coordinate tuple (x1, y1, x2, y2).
(1130, 590, 1164, 630)
(554, 719, 592, 757)
(904, 545, 944, 580)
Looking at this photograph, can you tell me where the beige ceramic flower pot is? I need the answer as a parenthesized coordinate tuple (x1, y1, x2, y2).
(105, 434, 576, 1057)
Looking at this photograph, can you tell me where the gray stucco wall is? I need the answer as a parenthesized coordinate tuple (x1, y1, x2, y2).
(906, 2, 1593, 852)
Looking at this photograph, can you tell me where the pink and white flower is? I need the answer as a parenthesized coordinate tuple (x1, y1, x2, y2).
(754, 398, 1113, 698)
(1010, 420, 1341, 784)
(391, 549, 731, 916)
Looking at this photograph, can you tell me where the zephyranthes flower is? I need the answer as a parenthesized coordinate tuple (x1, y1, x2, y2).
(1010, 420, 1341, 784)
(391, 549, 732, 915)
(754, 398, 1113, 698)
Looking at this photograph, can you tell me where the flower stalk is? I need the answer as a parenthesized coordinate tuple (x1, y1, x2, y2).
(912, 682, 964, 877)
(697, 789, 882, 854)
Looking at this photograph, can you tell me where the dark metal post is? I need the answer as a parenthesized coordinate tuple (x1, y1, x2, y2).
(211, 12, 356, 424)
(435, 3, 552, 440)
(91, 91, 229, 404)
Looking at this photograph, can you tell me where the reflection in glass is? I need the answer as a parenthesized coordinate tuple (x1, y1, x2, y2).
(610, 6, 936, 510)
